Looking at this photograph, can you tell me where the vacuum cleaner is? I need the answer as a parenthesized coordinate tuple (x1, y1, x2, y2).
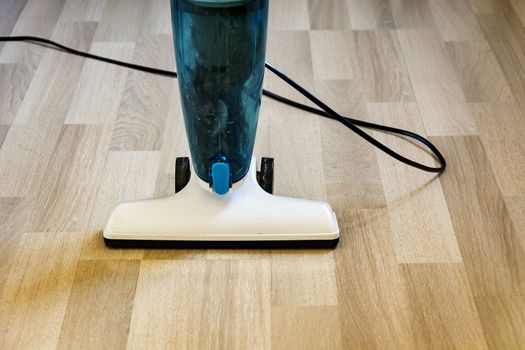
(103, 0, 340, 248)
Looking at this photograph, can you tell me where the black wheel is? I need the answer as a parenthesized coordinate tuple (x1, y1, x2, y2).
(257, 157, 274, 194)
(175, 157, 190, 193)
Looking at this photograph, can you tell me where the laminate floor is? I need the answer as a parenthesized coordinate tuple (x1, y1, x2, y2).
(1, 0, 524, 348)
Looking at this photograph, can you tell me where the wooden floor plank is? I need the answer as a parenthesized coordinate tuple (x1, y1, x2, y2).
(0, 124, 63, 197)
(271, 250, 338, 307)
(473, 103, 525, 196)
(397, 29, 477, 135)
(264, 29, 322, 230)
(390, 0, 436, 29)
(269, 110, 325, 199)
(478, 12, 525, 108)
(0, 63, 33, 124)
(13, 22, 97, 125)
(466, 0, 505, 13)
(346, 0, 395, 30)
(0, 0, 64, 66)
(433, 136, 525, 296)
(308, 0, 350, 30)
(266, 30, 315, 95)
(58, 260, 140, 350)
(475, 295, 525, 350)
(368, 103, 461, 263)
(65, 42, 135, 124)
(28, 125, 112, 232)
(355, 30, 415, 102)
(81, 151, 160, 260)
(428, 0, 484, 41)
(509, 0, 525, 27)
(318, 81, 385, 210)
(0, 125, 9, 147)
(0, 0, 28, 51)
(335, 209, 415, 349)
(139, 0, 173, 35)
(0, 197, 32, 293)
(127, 259, 271, 349)
(401, 263, 488, 349)
(310, 30, 357, 80)
(59, 0, 107, 22)
(157, 83, 190, 175)
(321, 124, 386, 210)
(92, 0, 146, 42)
(272, 306, 343, 349)
(109, 34, 174, 151)
(269, 0, 310, 30)
(0, 0, 524, 348)
(0, 231, 84, 349)
(504, 195, 525, 250)
(444, 40, 515, 103)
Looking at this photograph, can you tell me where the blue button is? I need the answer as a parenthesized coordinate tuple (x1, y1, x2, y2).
(211, 162, 231, 195)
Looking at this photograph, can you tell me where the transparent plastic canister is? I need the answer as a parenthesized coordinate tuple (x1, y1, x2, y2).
(170, 0, 269, 191)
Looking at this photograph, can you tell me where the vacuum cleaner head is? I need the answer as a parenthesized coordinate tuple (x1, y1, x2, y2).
(103, 157, 339, 248)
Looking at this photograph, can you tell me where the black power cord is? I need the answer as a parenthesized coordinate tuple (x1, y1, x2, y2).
(0, 35, 446, 173)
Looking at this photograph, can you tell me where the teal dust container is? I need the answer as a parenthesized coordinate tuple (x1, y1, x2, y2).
(170, 0, 269, 194)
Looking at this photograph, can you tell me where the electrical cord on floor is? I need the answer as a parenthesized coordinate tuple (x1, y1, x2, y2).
(0, 35, 446, 173)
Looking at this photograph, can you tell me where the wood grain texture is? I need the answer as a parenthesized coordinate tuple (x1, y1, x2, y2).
(59, 0, 108, 22)
(444, 40, 515, 103)
(81, 151, 160, 260)
(0, 124, 62, 196)
(397, 29, 477, 135)
(92, 0, 146, 42)
(0, 0, 64, 66)
(478, 11, 525, 107)
(428, 0, 484, 41)
(0, 0, 27, 38)
(265, 30, 315, 95)
(269, 0, 310, 30)
(433, 136, 525, 296)
(466, 0, 505, 14)
(509, 0, 525, 27)
(368, 103, 461, 263)
(271, 250, 338, 306)
(473, 103, 525, 196)
(66, 42, 135, 124)
(335, 209, 414, 349)
(505, 195, 525, 250)
(308, 0, 350, 30)
(401, 263, 487, 349)
(0, 197, 32, 292)
(355, 30, 415, 102)
(139, 0, 173, 35)
(346, 0, 395, 30)
(28, 125, 112, 232)
(1, 0, 525, 348)
(109, 34, 174, 151)
(0, 125, 8, 147)
(157, 84, 189, 174)
(0, 63, 33, 124)
(390, 0, 436, 29)
(310, 30, 357, 80)
(13, 21, 97, 125)
(0, 232, 84, 349)
(475, 296, 525, 349)
(127, 259, 271, 349)
(272, 306, 343, 349)
(317, 80, 385, 210)
(58, 260, 140, 350)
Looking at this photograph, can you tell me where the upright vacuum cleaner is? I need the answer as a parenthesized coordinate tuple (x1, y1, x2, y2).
(103, 0, 339, 248)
